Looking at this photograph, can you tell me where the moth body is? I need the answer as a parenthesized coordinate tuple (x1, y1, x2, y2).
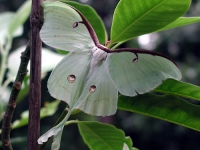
(88, 47, 107, 76)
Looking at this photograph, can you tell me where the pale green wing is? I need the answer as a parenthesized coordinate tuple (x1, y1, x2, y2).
(47, 51, 91, 107)
(74, 61, 118, 116)
(40, 1, 94, 52)
(106, 53, 182, 96)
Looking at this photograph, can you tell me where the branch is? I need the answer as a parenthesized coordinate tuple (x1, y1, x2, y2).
(28, 0, 43, 149)
(1, 41, 30, 150)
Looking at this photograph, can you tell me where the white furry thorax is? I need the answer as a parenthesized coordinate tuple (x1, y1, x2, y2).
(88, 47, 107, 76)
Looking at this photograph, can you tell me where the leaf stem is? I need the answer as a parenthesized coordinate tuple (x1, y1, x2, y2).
(65, 120, 79, 126)
(110, 42, 124, 50)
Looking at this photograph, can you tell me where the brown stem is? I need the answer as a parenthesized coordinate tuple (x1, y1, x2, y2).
(1, 41, 30, 150)
(28, 0, 43, 149)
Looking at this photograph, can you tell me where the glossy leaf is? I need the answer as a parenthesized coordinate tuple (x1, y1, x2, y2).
(123, 136, 138, 150)
(118, 93, 200, 132)
(12, 101, 60, 130)
(61, 1, 107, 44)
(78, 121, 130, 150)
(157, 17, 200, 32)
(0, 13, 22, 46)
(155, 79, 200, 101)
(7, 46, 64, 81)
(111, 0, 191, 44)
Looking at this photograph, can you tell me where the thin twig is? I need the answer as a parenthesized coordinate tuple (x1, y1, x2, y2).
(1, 41, 30, 150)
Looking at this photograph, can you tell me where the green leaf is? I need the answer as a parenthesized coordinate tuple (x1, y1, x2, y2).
(158, 17, 200, 32)
(12, 101, 60, 129)
(155, 79, 200, 101)
(110, 0, 191, 44)
(78, 121, 129, 150)
(0, 13, 22, 45)
(7, 46, 64, 81)
(0, 87, 11, 122)
(123, 137, 132, 150)
(63, 1, 107, 44)
(123, 136, 138, 150)
(8, 0, 31, 36)
(118, 93, 200, 132)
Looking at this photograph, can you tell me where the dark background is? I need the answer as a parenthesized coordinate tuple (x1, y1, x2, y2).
(0, 0, 200, 149)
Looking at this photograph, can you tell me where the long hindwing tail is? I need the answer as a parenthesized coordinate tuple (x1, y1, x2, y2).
(40, 1, 94, 52)
(74, 60, 118, 116)
(107, 52, 182, 96)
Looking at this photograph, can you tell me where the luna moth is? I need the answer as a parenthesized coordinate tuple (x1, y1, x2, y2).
(40, 1, 181, 116)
